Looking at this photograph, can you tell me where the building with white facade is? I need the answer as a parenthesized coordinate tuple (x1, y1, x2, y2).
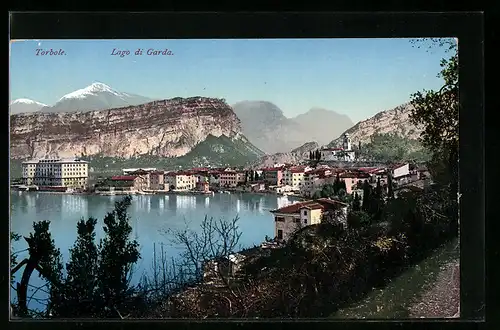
(270, 198, 349, 241)
(219, 169, 238, 187)
(164, 171, 196, 191)
(22, 157, 89, 189)
(320, 133, 356, 162)
(282, 166, 310, 191)
(390, 163, 410, 179)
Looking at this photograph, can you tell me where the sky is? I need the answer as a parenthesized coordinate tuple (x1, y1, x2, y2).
(9, 38, 455, 122)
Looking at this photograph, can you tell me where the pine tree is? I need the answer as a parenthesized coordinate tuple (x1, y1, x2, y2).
(352, 192, 361, 211)
(63, 217, 99, 316)
(362, 180, 372, 213)
(387, 173, 394, 199)
(96, 196, 140, 315)
(333, 173, 341, 194)
(371, 177, 384, 221)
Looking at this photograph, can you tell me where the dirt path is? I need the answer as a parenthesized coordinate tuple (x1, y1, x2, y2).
(330, 238, 459, 319)
(408, 260, 460, 318)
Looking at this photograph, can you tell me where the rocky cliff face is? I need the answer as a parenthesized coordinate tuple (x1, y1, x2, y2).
(10, 97, 243, 160)
(328, 103, 422, 147)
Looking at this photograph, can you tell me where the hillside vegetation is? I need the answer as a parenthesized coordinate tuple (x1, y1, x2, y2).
(357, 133, 431, 163)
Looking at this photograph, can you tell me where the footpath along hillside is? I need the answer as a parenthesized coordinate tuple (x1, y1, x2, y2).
(330, 238, 459, 319)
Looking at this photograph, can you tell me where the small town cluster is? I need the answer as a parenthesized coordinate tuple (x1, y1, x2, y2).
(17, 150, 431, 245)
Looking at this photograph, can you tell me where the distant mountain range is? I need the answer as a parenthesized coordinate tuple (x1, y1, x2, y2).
(10, 83, 422, 169)
(9, 99, 47, 115)
(9, 82, 154, 115)
(10, 96, 263, 167)
(231, 101, 354, 154)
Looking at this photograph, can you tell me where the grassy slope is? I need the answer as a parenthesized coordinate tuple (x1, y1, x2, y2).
(330, 237, 459, 319)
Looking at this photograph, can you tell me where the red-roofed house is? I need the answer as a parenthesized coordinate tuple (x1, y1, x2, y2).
(262, 167, 284, 186)
(301, 168, 333, 196)
(105, 175, 148, 192)
(270, 198, 349, 241)
(283, 166, 311, 190)
(339, 171, 371, 194)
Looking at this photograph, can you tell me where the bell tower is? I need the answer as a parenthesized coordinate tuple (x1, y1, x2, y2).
(342, 133, 351, 151)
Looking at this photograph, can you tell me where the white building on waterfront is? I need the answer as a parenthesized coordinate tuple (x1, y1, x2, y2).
(22, 157, 89, 189)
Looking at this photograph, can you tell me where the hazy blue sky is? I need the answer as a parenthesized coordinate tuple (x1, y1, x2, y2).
(10, 38, 453, 122)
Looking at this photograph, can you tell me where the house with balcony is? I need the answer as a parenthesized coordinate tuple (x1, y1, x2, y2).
(270, 198, 349, 242)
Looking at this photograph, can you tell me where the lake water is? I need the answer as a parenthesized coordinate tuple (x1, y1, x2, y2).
(10, 191, 298, 312)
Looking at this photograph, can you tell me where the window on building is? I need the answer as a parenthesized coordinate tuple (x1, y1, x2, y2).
(304, 219, 307, 224)
(275, 217, 285, 222)
(303, 210, 308, 216)
(277, 230, 283, 240)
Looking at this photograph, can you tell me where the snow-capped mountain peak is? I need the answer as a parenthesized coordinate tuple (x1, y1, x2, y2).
(9, 98, 47, 115)
(10, 98, 47, 106)
(39, 82, 155, 113)
(59, 82, 121, 101)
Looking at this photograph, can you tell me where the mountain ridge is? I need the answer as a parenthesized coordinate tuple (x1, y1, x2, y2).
(10, 97, 262, 163)
(10, 99, 47, 115)
(327, 102, 422, 147)
(40, 82, 155, 113)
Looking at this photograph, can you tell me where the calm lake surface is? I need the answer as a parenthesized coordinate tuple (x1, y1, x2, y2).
(10, 191, 298, 312)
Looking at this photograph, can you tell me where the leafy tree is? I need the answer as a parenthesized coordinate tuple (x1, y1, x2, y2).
(11, 221, 64, 318)
(408, 38, 459, 244)
(347, 210, 371, 229)
(10, 232, 21, 286)
(320, 184, 335, 199)
(312, 191, 322, 200)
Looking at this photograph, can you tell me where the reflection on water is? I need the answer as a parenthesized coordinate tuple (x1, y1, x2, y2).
(10, 191, 302, 311)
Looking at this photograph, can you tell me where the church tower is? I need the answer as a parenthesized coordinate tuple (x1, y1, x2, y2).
(342, 133, 351, 151)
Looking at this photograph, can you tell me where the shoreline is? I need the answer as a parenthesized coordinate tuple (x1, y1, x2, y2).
(12, 189, 305, 200)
